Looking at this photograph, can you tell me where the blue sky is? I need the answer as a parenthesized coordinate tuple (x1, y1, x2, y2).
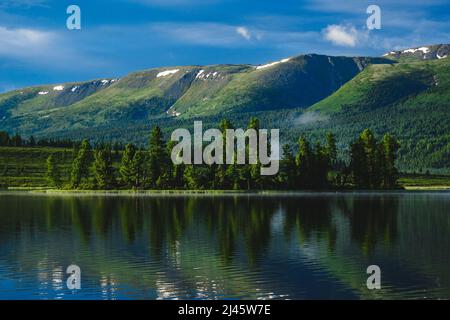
(0, 0, 449, 92)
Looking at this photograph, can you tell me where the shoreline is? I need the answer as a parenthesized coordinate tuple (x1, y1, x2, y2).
(1, 186, 450, 196)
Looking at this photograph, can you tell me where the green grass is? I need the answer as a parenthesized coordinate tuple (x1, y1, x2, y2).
(398, 173, 450, 188)
(0, 147, 73, 187)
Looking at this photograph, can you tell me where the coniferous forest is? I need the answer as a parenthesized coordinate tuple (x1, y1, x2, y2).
(34, 118, 401, 191)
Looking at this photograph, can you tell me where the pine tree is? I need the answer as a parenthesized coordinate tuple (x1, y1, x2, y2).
(217, 119, 234, 189)
(360, 129, 382, 188)
(279, 144, 297, 189)
(131, 150, 146, 189)
(350, 136, 368, 187)
(296, 136, 313, 188)
(241, 117, 260, 190)
(46, 155, 61, 188)
(313, 142, 330, 188)
(70, 139, 92, 189)
(147, 127, 168, 188)
(93, 145, 115, 189)
(350, 129, 392, 189)
(120, 143, 137, 188)
(380, 133, 400, 188)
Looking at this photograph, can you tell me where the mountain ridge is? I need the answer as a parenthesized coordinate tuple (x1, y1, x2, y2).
(0, 53, 391, 135)
(1, 44, 450, 171)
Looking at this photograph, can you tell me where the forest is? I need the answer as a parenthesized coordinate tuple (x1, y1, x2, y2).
(35, 118, 401, 190)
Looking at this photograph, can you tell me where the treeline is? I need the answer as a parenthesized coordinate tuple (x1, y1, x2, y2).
(45, 118, 400, 190)
(0, 131, 75, 148)
(0, 130, 128, 153)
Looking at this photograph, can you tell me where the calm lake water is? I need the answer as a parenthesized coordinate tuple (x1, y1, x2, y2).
(0, 191, 449, 300)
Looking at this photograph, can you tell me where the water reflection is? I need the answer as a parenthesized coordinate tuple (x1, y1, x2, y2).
(0, 192, 449, 299)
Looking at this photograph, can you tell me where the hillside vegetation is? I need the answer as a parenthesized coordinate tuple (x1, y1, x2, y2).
(0, 45, 449, 172)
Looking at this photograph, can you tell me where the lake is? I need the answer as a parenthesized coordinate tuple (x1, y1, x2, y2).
(0, 191, 449, 300)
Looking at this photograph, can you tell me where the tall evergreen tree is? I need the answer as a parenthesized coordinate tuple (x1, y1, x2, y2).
(131, 150, 146, 189)
(46, 155, 61, 188)
(93, 145, 115, 189)
(147, 127, 168, 188)
(70, 139, 92, 189)
(360, 129, 382, 188)
(218, 119, 234, 189)
(120, 143, 137, 188)
(380, 133, 400, 188)
(279, 144, 297, 189)
(296, 136, 313, 188)
(313, 142, 330, 188)
(241, 117, 260, 190)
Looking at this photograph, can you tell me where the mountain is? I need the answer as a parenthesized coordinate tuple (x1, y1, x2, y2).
(382, 44, 450, 62)
(0, 54, 388, 136)
(303, 49, 450, 171)
(0, 44, 449, 172)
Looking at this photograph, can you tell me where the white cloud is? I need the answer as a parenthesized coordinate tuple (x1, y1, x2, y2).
(0, 26, 52, 56)
(323, 24, 358, 47)
(0, 25, 109, 73)
(150, 23, 254, 47)
(236, 27, 251, 40)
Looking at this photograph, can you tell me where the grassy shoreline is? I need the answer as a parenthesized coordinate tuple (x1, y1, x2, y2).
(2, 186, 450, 196)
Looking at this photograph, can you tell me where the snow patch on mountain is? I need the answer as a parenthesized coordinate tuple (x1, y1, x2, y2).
(38, 91, 48, 95)
(256, 58, 290, 70)
(157, 69, 180, 78)
(403, 47, 430, 54)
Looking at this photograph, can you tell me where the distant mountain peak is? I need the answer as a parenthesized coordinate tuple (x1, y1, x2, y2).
(383, 44, 450, 61)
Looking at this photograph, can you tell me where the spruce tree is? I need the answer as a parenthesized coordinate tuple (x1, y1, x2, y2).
(119, 143, 137, 188)
(380, 133, 400, 188)
(93, 145, 115, 189)
(279, 144, 297, 189)
(46, 155, 61, 188)
(147, 127, 168, 188)
(131, 149, 146, 189)
(296, 136, 313, 188)
(70, 139, 92, 189)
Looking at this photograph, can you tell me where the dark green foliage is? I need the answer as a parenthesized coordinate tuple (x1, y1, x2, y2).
(350, 129, 400, 189)
(0, 120, 401, 190)
(70, 139, 93, 189)
(147, 126, 173, 188)
(93, 145, 115, 189)
(46, 155, 61, 188)
(119, 143, 137, 188)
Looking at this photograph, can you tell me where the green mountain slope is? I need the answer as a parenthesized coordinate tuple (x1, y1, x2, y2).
(1, 45, 450, 172)
(303, 56, 450, 171)
(0, 54, 388, 136)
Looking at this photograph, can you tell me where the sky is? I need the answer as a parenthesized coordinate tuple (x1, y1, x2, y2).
(0, 0, 449, 92)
